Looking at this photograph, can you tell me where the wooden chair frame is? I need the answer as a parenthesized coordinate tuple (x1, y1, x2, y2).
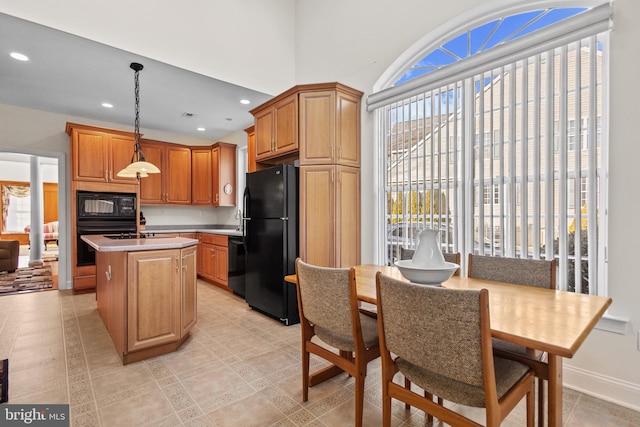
(376, 272, 535, 427)
(468, 253, 556, 427)
(295, 259, 380, 427)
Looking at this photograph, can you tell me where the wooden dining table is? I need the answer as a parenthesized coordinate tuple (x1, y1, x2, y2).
(285, 264, 612, 427)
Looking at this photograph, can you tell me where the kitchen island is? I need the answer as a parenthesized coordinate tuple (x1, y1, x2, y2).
(82, 234, 198, 364)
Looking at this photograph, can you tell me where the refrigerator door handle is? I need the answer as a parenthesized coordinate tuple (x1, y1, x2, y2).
(243, 186, 250, 220)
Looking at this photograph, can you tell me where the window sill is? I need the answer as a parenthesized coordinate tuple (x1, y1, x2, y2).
(595, 312, 629, 334)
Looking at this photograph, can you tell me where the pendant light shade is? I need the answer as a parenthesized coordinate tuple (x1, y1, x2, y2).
(115, 169, 149, 178)
(116, 62, 160, 179)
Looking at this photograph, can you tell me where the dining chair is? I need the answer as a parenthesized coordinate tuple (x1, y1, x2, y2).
(468, 253, 556, 427)
(375, 272, 535, 427)
(400, 248, 461, 276)
(400, 247, 462, 410)
(294, 259, 380, 427)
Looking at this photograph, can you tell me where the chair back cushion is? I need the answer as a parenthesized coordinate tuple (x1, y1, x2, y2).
(468, 254, 555, 288)
(378, 274, 484, 388)
(296, 260, 354, 340)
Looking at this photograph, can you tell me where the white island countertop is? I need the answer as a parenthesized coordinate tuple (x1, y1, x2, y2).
(81, 235, 198, 252)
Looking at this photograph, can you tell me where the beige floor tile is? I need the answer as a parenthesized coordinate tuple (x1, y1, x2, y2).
(317, 397, 391, 427)
(162, 344, 218, 373)
(98, 387, 175, 427)
(205, 389, 288, 427)
(181, 364, 252, 404)
(91, 363, 156, 401)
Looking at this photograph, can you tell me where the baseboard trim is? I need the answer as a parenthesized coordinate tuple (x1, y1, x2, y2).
(564, 364, 640, 412)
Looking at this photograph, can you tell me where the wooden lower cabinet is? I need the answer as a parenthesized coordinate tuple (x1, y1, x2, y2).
(180, 245, 198, 336)
(197, 233, 229, 290)
(299, 165, 360, 268)
(96, 245, 197, 364)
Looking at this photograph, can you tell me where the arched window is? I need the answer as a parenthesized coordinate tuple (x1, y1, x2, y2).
(370, 2, 611, 295)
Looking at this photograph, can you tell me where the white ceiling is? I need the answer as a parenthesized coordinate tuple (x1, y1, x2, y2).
(0, 13, 274, 141)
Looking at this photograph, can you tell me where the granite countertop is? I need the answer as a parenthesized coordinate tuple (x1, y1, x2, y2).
(144, 225, 243, 237)
(81, 235, 199, 252)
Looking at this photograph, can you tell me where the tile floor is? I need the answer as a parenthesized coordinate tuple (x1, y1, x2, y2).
(0, 281, 639, 427)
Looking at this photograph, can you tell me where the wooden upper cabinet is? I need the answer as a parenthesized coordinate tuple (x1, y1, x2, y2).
(249, 83, 362, 168)
(244, 126, 256, 173)
(139, 141, 164, 204)
(110, 135, 140, 183)
(191, 148, 213, 205)
(253, 92, 298, 161)
(299, 86, 362, 167)
(213, 142, 236, 207)
(139, 140, 191, 205)
(254, 108, 274, 159)
(165, 146, 191, 204)
(67, 123, 138, 184)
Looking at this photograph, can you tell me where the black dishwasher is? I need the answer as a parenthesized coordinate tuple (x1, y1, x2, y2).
(228, 236, 246, 297)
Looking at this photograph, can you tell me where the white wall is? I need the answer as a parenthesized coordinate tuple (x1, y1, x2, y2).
(0, 158, 58, 183)
(0, 0, 297, 96)
(295, 0, 640, 411)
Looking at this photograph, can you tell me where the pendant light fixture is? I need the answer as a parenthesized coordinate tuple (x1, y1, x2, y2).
(117, 62, 160, 178)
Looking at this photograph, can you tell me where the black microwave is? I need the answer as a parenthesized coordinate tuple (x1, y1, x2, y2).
(76, 191, 136, 219)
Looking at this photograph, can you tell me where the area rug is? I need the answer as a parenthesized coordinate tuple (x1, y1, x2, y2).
(0, 266, 53, 295)
(42, 249, 59, 262)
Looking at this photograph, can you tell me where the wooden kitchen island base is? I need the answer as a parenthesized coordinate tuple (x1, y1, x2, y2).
(122, 333, 191, 365)
(84, 235, 198, 364)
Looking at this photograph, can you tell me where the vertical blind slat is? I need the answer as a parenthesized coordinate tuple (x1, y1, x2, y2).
(381, 27, 606, 296)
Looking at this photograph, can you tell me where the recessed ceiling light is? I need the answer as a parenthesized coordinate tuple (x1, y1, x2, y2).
(10, 52, 29, 61)
(197, 127, 206, 132)
(240, 99, 250, 105)
(102, 103, 113, 108)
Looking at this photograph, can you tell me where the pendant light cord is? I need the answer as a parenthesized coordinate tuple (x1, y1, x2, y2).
(131, 62, 145, 164)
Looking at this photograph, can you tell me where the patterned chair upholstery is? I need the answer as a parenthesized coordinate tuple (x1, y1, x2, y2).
(468, 254, 556, 427)
(294, 259, 380, 427)
(24, 221, 59, 249)
(0, 240, 19, 273)
(375, 272, 535, 427)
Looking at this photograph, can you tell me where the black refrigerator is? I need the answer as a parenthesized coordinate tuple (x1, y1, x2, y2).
(243, 164, 300, 325)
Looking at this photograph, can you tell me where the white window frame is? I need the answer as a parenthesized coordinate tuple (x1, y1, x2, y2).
(371, 0, 610, 296)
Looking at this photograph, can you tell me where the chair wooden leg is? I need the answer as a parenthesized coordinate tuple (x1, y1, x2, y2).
(424, 391, 434, 422)
(382, 380, 392, 427)
(537, 378, 545, 427)
(355, 373, 365, 427)
(404, 377, 411, 409)
(528, 380, 535, 427)
(302, 348, 310, 402)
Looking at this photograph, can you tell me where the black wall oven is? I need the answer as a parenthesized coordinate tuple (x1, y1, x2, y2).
(76, 191, 137, 266)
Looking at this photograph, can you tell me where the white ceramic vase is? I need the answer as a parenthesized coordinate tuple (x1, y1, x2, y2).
(411, 228, 446, 268)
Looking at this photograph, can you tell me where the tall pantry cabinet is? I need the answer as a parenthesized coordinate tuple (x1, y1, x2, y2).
(250, 83, 363, 268)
